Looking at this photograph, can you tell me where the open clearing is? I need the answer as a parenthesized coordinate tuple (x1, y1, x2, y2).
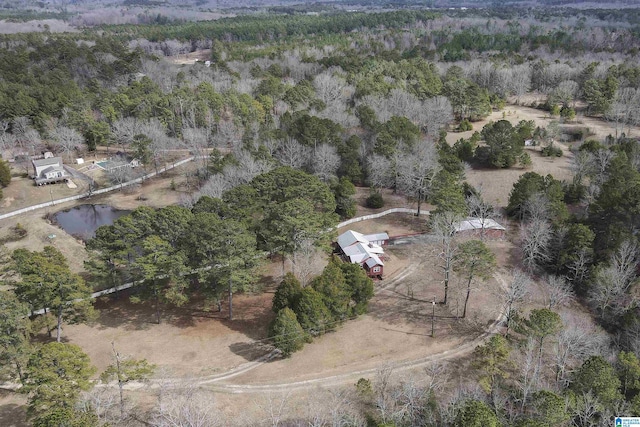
(446, 101, 640, 207)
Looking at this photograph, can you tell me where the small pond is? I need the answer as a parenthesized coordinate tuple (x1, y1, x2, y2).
(53, 204, 131, 240)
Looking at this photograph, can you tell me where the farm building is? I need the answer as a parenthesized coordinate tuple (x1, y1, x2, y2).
(336, 230, 389, 279)
(94, 157, 142, 171)
(32, 157, 68, 185)
(455, 217, 506, 239)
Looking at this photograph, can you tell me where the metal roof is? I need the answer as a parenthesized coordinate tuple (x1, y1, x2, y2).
(32, 157, 62, 167)
(455, 217, 506, 232)
(337, 230, 385, 267)
(362, 232, 389, 242)
(365, 254, 384, 268)
(337, 230, 368, 250)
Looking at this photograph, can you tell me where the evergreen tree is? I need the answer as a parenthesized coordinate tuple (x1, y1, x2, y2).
(24, 343, 95, 423)
(269, 307, 307, 357)
(293, 287, 333, 336)
(272, 273, 303, 313)
(0, 157, 11, 187)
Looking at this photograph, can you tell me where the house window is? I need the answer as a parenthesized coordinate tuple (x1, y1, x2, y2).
(373, 266, 380, 273)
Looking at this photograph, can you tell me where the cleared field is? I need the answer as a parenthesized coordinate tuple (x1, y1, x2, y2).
(446, 104, 577, 207)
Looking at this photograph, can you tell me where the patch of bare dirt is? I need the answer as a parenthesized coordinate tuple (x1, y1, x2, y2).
(166, 49, 213, 65)
(353, 187, 431, 217)
(342, 212, 428, 238)
(0, 390, 27, 427)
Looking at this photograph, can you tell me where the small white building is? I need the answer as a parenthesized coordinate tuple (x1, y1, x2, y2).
(455, 217, 506, 238)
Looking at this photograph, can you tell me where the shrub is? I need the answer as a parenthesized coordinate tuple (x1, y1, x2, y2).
(560, 106, 576, 121)
(365, 192, 384, 209)
(272, 273, 302, 313)
(458, 119, 473, 131)
(541, 143, 563, 157)
(453, 138, 475, 162)
(519, 152, 532, 168)
(0, 158, 11, 187)
(469, 131, 481, 144)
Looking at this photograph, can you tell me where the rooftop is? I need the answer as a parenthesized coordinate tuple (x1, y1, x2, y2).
(32, 157, 62, 167)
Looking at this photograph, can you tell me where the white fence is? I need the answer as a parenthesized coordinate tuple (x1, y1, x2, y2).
(336, 207, 429, 229)
(16, 185, 430, 306)
(0, 156, 201, 221)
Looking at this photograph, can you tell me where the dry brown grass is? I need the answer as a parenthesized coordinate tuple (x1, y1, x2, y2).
(0, 162, 197, 273)
(447, 104, 577, 207)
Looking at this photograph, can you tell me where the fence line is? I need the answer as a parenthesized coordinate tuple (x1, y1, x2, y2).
(62, 208, 431, 302)
(336, 207, 429, 229)
(19, 190, 430, 308)
(0, 156, 203, 221)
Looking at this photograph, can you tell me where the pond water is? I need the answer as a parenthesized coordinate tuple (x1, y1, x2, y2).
(53, 204, 130, 240)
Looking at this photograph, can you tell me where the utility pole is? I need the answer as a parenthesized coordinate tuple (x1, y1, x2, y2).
(227, 238, 233, 321)
(228, 274, 233, 321)
(431, 298, 436, 338)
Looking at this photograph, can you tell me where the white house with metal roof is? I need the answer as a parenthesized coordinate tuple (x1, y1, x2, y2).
(32, 157, 68, 185)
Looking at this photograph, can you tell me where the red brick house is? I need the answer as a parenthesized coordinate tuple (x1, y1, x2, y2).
(336, 230, 389, 279)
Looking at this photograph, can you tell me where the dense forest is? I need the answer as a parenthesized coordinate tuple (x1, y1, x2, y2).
(1, 2, 640, 426)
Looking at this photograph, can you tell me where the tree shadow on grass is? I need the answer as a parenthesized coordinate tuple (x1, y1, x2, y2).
(0, 403, 27, 427)
(228, 341, 275, 362)
(88, 287, 276, 345)
(91, 292, 164, 331)
(0, 391, 28, 427)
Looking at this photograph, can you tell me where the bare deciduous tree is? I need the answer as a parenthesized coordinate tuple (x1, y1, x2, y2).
(213, 120, 243, 152)
(516, 336, 541, 412)
(289, 236, 324, 287)
(499, 269, 530, 337)
(467, 191, 502, 241)
(314, 71, 347, 106)
(542, 275, 575, 309)
(255, 392, 291, 427)
(49, 125, 84, 161)
(183, 126, 211, 172)
(197, 173, 230, 200)
(112, 118, 142, 152)
(520, 218, 552, 272)
(590, 148, 615, 188)
(522, 192, 551, 223)
(312, 143, 340, 182)
(275, 138, 311, 169)
(397, 141, 440, 215)
(550, 79, 579, 107)
(153, 378, 221, 427)
(431, 211, 462, 305)
(589, 240, 639, 318)
(79, 387, 120, 425)
(224, 150, 273, 187)
(570, 150, 594, 187)
(367, 154, 394, 190)
(553, 312, 608, 387)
